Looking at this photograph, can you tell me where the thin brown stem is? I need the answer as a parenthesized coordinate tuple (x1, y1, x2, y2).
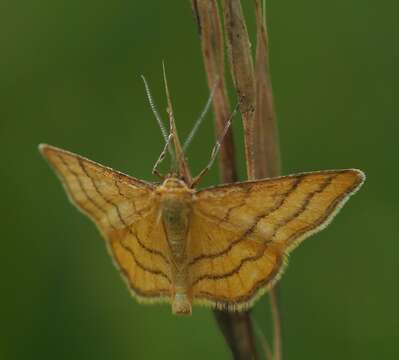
(253, 318, 273, 360)
(269, 288, 282, 360)
(221, 0, 256, 180)
(192, 1, 257, 359)
(253, 2, 283, 358)
(192, 0, 283, 358)
(252, 1, 283, 359)
(192, 0, 237, 183)
(253, 0, 281, 179)
(214, 311, 259, 360)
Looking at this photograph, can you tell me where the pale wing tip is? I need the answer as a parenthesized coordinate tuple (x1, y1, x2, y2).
(349, 168, 366, 179)
(38, 143, 52, 155)
(38, 143, 64, 158)
(38, 143, 51, 159)
(38, 144, 66, 164)
(347, 168, 366, 192)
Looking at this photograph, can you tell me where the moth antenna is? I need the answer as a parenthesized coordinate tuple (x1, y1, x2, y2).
(192, 102, 239, 187)
(152, 133, 174, 179)
(141, 75, 169, 144)
(162, 62, 192, 183)
(141, 74, 176, 173)
(183, 77, 219, 152)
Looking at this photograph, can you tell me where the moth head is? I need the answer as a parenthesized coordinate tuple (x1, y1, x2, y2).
(161, 176, 189, 190)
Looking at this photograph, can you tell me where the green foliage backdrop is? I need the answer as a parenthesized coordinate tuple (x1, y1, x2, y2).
(1, 1, 397, 359)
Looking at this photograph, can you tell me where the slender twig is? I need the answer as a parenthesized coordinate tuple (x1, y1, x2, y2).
(193, 0, 283, 358)
(252, 0, 281, 179)
(269, 289, 282, 360)
(222, 0, 283, 358)
(253, 318, 273, 360)
(252, 2, 282, 358)
(192, 1, 258, 359)
(221, 0, 256, 180)
(192, 0, 237, 182)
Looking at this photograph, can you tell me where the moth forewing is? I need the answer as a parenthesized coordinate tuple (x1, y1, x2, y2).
(189, 169, 364, 310)
(39, 144, 173, 305)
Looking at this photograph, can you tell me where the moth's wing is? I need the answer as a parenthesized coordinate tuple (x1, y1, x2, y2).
(40, 144, 172, 303)
(189, 169, 364, 311)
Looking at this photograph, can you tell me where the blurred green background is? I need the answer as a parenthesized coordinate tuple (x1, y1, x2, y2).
(1, 1, 397, 359)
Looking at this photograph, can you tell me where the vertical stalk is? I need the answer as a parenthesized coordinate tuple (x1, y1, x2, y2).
(221, 0, 257, 179)
(192, 2, 257, 359)
(252, 1, 282, 359)
(192, 0, 237, 182)
(192, 0, 282, 358)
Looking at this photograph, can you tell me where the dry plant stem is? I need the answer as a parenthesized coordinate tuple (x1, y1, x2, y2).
(253, 1, 283, 359)
(193, 0, 282, 358)
(219, 1, 263, 357)
(192, 0, 237, 182)
(221, 0, 257, 179)
(222, 0, 283, 358)
(192, 1, 258, 359)
(253, 0, 281, 179)
(214, 311, 259, 360)
(253, 318, 273, 360)
(269, 288, 282, 360)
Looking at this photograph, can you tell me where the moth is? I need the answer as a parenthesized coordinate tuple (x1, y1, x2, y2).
(40, 78, 364, 315)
